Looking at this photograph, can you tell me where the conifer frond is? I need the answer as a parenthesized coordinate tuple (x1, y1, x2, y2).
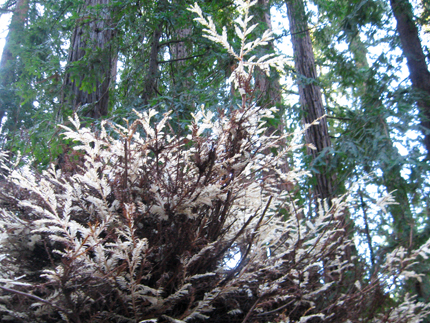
(0, 1, 428, 322)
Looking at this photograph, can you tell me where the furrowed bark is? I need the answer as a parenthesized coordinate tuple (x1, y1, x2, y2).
(254, 0, 282, 112)
(285, 0, 333, 203)
(62, 0, 117, 119)
(255, 0, 291, 192)
(390, 0, 430, 158)
(0, 0, 29, 126)
(169, 0, 195, 125)
(142, 23, 163, 105)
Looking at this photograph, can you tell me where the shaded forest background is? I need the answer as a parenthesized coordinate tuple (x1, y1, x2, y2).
(1, 0, 430, 321)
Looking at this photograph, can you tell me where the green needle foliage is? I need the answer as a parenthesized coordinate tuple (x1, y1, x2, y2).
(1, 0, 430, 321)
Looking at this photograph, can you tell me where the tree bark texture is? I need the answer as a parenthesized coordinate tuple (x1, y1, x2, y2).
(254, 0, 282, 111)
(170, 26, 193, 94)
(0, 0, 29, 126)
(285, 0, 333, 202)
(169, 2, 194, 124)
(142, 24, 163, 105)
(62, 0, 117, 119)
(171, 28, 192, 69)
(390, 0, 430, 157)
(254, 0, 292, 192)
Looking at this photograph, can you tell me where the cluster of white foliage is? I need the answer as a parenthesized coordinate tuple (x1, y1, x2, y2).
(373, 294, 430, 323)
(0, 1, 429, 322)
(188, 0, 286, 95)
(0, 102, 337, 321)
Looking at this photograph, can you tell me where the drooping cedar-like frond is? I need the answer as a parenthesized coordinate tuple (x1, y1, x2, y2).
(0, 92, 429, 322)
(0, 1, 430, 322)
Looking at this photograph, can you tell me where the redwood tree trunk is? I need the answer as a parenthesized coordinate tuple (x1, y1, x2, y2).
(285, 0, 333, 203)
(0, 0, 29, 126)
(255, 0, 282, 111)
(62, 0, 117, 119)
(390, 0, 430, 157)
(255, 0, 291, 192)
(166, 0, 196, 126)
(142, 24, 163, 106)
(141, 0, 168, 105)
(171, 28, 192, 69)
(170, 17, 194, 123)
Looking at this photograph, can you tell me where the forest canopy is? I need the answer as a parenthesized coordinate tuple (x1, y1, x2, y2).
(0, 0, 430, 322)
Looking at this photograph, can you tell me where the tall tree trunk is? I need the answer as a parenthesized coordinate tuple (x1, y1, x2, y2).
(170, 27, 193, 123)
(285, 0, 333, 204)
(0, 0, 29, 126)
(171, 28, 192, 70)
(141, 0, 168, 105)
(286, 0, 357, 280)
(141, 24, 163, 106)
(254, 0, 292, 192)
(390, 0, 430, 158)
(254, 0, 282, 112)
(62, 0, 117, 119)
(169, 0, 195, 126)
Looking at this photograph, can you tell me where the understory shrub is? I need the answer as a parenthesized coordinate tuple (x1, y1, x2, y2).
(0, 1, 430, 322)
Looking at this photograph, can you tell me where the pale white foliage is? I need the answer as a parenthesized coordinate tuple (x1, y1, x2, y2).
(188, 1, 287, 92)
(376, 190, 399, 214)
(370, 294, 430, 323)
(0, 1, 428, 322)
(0, 98, 369, 321)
